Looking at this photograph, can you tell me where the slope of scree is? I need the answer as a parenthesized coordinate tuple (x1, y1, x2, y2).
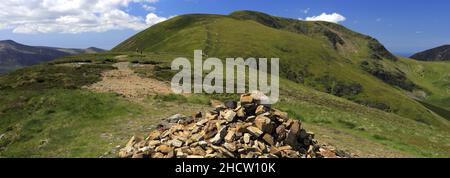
(119, 92, 351, 158)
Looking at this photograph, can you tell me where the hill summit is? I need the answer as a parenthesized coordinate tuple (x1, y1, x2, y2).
(113, 10, 397, 61)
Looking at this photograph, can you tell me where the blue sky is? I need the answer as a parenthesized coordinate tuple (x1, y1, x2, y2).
(1, 0, 449, 55)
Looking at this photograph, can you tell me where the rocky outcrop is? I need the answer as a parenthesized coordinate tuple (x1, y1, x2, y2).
(367, 38, 398, 61)
(119, 92, 350, 158)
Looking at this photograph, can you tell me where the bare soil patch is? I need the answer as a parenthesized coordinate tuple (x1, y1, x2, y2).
(85, 62, 172, 98)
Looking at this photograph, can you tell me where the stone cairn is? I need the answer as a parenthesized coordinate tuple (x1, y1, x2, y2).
(119, 92, 350, 158)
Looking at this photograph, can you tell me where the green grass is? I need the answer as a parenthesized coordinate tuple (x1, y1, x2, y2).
(0, 58, 215, 157)
(0, 89, 216, 157)
(0, 63, 115, 90)
(49, 53, 121, 64)
(395, 58, 450, 110)
(0, 89, 144, 157)
(275, 78, 450, 157)
(144, 75, 450, 157)
(0, 65, 22, 75)
(1, 54, 449, 157)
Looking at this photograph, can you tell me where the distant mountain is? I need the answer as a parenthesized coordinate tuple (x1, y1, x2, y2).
(410, 45, 450, 61)
(0, 40, 106, 74)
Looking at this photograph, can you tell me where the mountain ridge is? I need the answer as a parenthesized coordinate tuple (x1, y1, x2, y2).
(0, 40, 106, 74)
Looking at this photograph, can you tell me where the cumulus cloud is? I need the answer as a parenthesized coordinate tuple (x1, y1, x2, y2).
(0, 0, 167, 34)
(305, 13, 346, 24)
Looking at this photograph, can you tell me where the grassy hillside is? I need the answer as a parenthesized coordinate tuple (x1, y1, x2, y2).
(113, 11, 448, 127)
(0, 59, 209, 157)
(1, 53, 449, 157)
(396, 58, 450, 107)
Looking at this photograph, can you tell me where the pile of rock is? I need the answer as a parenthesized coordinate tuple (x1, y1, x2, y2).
(119, 92, 349, 158)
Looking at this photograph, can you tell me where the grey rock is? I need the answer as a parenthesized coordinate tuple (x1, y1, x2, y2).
(224, 101, 237, 109)
(170, 139, 183, 148)
(209, 126, 228, 145)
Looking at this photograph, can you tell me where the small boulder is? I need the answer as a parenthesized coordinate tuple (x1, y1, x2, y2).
(170, 139, 183, 148)
(246, 126, 263, 138)
(148, 131, 161, 140)
(158, 145, 173, 154)
(243, 133, 251, 144)
(224, 142, 237, 152)
(224, 129, 236, 142)
(235, 106, 246, 118)
(210, 100, 224, 108)
(224, 101, 237, 109)
(285, 120, 302, 148)
(275, 125, 287, 142)
(255, 116, 276, 134)
(255, 105, 268, 115)
(221, 110, 237, 122)
(209, 126, 228, 145)
(273, 109, 288, 120)
(262, 134, 275, 146)
(240, 94, 253, 104)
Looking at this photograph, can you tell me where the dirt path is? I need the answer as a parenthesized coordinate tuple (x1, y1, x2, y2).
(85, 62, 172, 98)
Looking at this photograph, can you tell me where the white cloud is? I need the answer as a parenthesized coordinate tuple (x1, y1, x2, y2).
(143, 4, 156, 12)
(0, 0, 167, 34)
(305, 13, 346, 24)
(376, 18, 382, 22)
(145, 13, 167, 26)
